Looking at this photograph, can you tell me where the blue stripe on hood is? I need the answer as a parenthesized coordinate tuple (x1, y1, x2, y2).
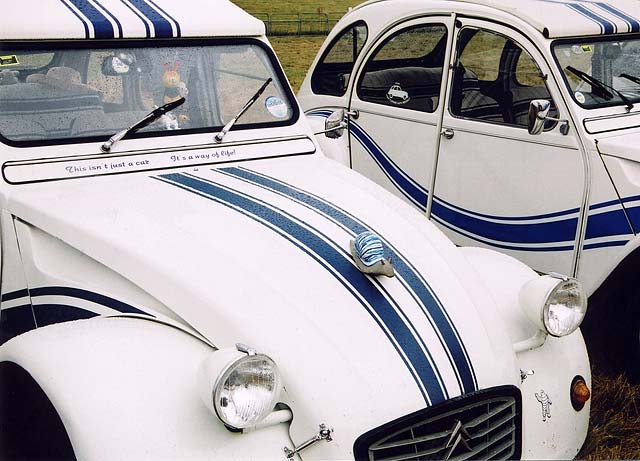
(218, 166, 478, 395)
(157, 171, 450, 405)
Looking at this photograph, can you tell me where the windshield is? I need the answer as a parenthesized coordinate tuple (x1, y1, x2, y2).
(553, 36, 640, 109)
(0, 40, 297, 146)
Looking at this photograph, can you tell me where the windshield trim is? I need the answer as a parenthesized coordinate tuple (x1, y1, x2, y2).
(0, 37, 300, 148)
(551, 33, 640, 111)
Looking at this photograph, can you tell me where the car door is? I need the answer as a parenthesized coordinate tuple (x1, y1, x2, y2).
(348, 16, 455, 212)
(434, 19, 585, 275)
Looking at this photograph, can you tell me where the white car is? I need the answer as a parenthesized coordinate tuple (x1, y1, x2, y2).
(299, 0, 640, 373)
(0, 1, 590, 460)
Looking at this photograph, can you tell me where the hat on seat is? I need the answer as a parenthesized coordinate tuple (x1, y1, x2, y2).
(27, 67, 99, 94)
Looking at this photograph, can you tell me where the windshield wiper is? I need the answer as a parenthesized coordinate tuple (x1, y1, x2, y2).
(566, 66, 634, 111)
(214, 77, 272, 143)
(620, 73, 640, 86)
(101, 97, 186, 153)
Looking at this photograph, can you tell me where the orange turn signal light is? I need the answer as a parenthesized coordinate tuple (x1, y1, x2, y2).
(570, 376, 591, 411)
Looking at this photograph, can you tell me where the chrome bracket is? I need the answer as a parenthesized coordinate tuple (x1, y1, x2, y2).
(236, 343, 257, 356)
(283, 424, 333, 460)
(520, 369, 535, 383)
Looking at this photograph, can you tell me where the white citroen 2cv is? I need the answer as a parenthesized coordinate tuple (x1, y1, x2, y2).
(300, 0, 640, 373)
(0, 1, 590, 459)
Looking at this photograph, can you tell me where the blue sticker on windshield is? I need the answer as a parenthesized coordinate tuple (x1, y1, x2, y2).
(265, 96, 288, 118)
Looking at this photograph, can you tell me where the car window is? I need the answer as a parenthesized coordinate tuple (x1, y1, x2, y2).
(356, 24, 448, 113)
(0, 41, 297, 146)
(311, 22, 368, 97)
(450, 28, 557, 127)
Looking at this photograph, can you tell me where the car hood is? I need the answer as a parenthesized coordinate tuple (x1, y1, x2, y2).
(596, 131, 640, 162)
(7, 154, 519, 451)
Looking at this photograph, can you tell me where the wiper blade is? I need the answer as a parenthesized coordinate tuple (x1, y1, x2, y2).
(214, 77, 272, 143)
(101, 97, 186, 153)
(620, 73, 640, 86)
(566, 66, 634, 111)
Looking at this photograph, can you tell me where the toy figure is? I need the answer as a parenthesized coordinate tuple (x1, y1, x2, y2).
(162, 61, 189, 127)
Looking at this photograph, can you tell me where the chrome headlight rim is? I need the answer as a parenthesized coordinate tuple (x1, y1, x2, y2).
(211, 349, 283, 430)
(519, 273, 588, 338)
(542, 275, 587, 337)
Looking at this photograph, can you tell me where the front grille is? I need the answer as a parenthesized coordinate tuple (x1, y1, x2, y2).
(354, 386, 521, 461)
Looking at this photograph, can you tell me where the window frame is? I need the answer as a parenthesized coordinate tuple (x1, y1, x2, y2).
(310, 20, 368, 97)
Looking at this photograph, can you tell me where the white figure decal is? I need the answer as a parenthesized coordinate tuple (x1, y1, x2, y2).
(535, 390, 552, 422)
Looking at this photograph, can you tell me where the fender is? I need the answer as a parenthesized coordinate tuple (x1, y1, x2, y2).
(0, 317, 294, 460)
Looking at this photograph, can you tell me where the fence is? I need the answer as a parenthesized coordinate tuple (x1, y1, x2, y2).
(253, 12, 346, 36)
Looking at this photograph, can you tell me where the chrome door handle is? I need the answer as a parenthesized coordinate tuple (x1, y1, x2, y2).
(441, 128, 454, 139)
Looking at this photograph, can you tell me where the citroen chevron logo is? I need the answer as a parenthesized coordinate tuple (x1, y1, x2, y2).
(444, 420, 473, 460)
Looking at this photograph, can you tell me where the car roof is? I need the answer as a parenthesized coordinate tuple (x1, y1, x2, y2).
(3, 0, 265, 41)
(350, 0, 640, 39)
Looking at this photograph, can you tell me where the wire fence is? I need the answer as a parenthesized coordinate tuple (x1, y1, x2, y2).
(253, 12, 346, 36)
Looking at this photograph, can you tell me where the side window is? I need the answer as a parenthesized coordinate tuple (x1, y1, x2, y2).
(357, 24, 448, 113)
(450, 28, 557, 127)
(311, 22, 368, 96)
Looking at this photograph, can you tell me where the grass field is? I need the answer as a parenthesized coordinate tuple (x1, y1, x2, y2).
(232, 2, 640, 459)
(231, 0, 358, 14)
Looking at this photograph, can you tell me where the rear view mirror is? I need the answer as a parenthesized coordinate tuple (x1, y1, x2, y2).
(101, 53, 136, 76)
(528, 99, 570, 136)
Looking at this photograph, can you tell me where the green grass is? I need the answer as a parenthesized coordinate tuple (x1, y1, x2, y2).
(269, 36, 327, 91)
(231, 0, 361, 15)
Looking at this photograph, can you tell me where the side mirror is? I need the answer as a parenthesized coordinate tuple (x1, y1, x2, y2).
(527, 99, 570, 136)
(324, 109, 347, 139)
(528, 99, 551, 135)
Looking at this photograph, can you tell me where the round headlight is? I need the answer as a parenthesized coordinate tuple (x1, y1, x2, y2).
(543, 278, 587, 337)
(214, 353, 282, 429)
(198, 347, 282, 430)
(519, 274, 587, 337)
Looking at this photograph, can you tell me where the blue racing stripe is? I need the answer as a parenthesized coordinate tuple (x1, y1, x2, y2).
(33, 304, 98, 327)
(127, 0, 175, 38)
(157, 172, 448, 405)
(350, 122, 428, 210)
(94, 0, 123, 37)
(146, 0, 181, 37)
(596, 3, 640, 33)
(1, 289, 30, 303)
(218, 166, 477, 394)
(307, 111, 636, 249)
(120, 0, 151, 37)
(60, 0, 91, 38)
(65, 0, 116, 39)
(567, 3, 615, 34)
(29, 286, 149, 316)
(0, 304, 36, 345)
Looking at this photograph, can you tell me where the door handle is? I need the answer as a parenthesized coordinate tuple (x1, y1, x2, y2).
(441, 128, 454, 139)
